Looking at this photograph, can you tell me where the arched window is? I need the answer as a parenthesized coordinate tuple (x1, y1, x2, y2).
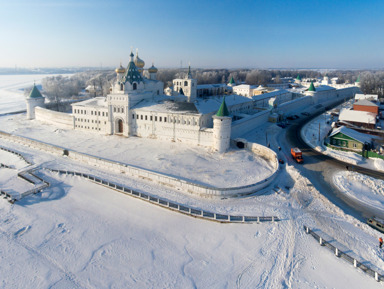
(120, 83, 124, 91)
(184, 81, 188, 86)
(133, 83, 137, 90)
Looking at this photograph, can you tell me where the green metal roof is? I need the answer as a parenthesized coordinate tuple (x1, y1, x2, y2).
(356, 75, 360, 83)
(229, 76, 235, 84)
(28, 84, 43, 99)
(308, 81, 316, 92)
(122, 52, 143, 84)
(216, 97, 229, 117)
(296, 74, 301, 81)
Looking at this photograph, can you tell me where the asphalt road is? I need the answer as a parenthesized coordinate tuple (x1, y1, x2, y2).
(284, 112, 384, 222)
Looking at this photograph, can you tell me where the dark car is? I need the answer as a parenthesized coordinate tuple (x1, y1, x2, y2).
(279, 159, 284, 164)
(277, 123, 286, 128)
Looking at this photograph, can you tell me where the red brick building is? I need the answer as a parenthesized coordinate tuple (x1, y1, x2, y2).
(353, 99, 379, 115)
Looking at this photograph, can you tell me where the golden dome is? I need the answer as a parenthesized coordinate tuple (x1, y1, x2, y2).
(115, 64, 126, 74)
(148, 63, 158, 73)
(134, 50, 145, 69)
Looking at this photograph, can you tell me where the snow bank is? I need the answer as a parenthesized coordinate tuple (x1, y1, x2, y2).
(333, 171, 384, 211)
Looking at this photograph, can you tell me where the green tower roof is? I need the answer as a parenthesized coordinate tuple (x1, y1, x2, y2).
(356, 75, 360, 83)
(296, 74, 301, 80)
(28, 84, 43, 99)
(229, 76, 235, 84)
(308, 81, 316, 92)
(122, 52, 143, 84)
(216, 97, 229, 117)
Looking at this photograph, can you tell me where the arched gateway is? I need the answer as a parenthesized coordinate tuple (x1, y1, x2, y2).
(115, 119, 123, 134)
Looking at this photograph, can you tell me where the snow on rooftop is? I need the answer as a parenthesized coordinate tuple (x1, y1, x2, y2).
(133, 99, 200, 114)
(355, 93, 378, 101)
(314, 85, 336, 91)
(329, 126, 372, 144)
(195, 94, 252, 114)
(72, 96, 108, 108)
(354, 99, 378, 107)
(339, 108, 376, 124)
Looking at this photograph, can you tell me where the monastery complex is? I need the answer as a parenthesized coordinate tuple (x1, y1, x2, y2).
(26, 50, 361, 153)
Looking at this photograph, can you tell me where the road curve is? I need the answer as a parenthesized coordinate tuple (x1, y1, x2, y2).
(285, 109, 384, 221)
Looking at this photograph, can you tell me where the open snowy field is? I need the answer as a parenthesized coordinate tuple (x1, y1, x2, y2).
(1, 143, 384, 288)
(1, 75, 384, 288)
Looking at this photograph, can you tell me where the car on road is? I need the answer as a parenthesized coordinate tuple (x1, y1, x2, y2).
(277, 123, 286, 128)
(278, 159, 285, 164)
(367, 217, 384, 233)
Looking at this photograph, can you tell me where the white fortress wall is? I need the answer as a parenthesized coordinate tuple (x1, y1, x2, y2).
(35, 107, 74, 129)
(277, 96, 313, 114)
(231, 110, 270, 138)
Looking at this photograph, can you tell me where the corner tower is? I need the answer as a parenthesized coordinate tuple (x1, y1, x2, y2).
(212, 97, 232, 153)
(26, 84, 45, 119)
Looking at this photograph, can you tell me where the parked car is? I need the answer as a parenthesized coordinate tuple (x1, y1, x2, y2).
(277, 123, 286, 128)
(279, 159, 285, 164)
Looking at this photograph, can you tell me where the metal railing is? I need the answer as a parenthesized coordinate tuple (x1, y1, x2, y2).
(304, 225, 383, 282)
(0, 145, 33, 165)
(49, 168, 279, 224)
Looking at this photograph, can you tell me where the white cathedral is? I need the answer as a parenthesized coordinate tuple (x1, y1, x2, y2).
(27, 50, 233, 153)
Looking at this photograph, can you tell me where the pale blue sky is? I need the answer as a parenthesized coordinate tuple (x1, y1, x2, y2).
(1, 0, 384, 69)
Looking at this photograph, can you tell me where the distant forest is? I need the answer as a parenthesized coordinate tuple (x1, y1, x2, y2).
(35, 68, 384, 102)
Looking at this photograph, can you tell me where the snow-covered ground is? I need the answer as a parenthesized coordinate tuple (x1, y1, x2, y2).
(1, 75, 384, 288)
(334, 171, 384, 212)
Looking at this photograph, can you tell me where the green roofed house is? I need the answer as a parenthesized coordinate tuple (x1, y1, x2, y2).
(328, 126, 372, 150)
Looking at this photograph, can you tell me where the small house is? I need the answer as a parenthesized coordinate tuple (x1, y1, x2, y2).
(328, 126, 372, 150)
